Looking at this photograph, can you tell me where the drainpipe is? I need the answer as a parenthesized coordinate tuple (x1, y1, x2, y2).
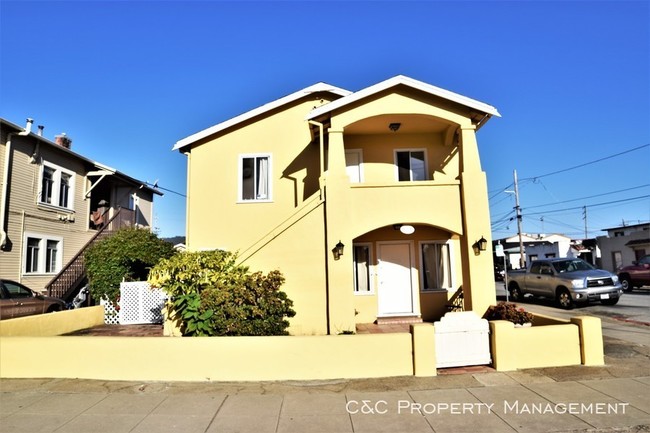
(1, 118, 33, 249)
(308, 120, 325, 181)
(308, 119, 331, 334)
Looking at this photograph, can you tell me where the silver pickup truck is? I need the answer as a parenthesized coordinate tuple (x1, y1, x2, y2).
(507, 258, 623, 309)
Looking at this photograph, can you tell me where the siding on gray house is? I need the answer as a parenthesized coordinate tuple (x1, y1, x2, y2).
(0, 118, 160, 292)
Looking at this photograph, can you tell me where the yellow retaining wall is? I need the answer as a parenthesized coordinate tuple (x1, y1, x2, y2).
(0, 333, 414, 382)
(411, 323, 437, 377)
(570, 316, 605, 366)
(489, 320, 582, 371)
(0, 306, 105, 337)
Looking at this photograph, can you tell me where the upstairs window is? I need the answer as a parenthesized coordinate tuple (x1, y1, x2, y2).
(39, 162, 75, 209)
(395, 150, 426, 181)
(239, 154, 272, 202)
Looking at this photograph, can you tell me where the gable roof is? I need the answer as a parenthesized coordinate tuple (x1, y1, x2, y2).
(172, 82, 351, 151)
(1, 118, 162, 196)
(306, 75, 501, 121)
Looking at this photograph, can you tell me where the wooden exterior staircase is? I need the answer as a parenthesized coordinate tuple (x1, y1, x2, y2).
(45, 207, 135, 302)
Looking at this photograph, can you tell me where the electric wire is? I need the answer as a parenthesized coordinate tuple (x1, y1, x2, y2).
(488, 143, 650, 202)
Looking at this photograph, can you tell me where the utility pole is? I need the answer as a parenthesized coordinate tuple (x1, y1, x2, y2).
(583, 206, 588, 239)
(513, 170, 525, 268)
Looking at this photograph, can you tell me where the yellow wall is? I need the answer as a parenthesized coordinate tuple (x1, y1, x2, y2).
(0, 306, 105, 337)
(344, 131, 459, 184)
(570, 316, 605, 366)
(0, 333, 414, 381)
(185, 95, 337, 335)
(184, 85, 496, 334)
(489, 320, 582, 371)
(239, 202, 328, 335)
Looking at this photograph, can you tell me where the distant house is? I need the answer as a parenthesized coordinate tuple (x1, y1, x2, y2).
(597, 222, 650, 272)
(493, 233, 599, 269)
(174, 75, 500, 335)
(0, 118, 161, 300)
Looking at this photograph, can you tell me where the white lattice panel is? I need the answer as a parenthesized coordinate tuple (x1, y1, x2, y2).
(101, 298, 120, 324)
(119, 282, 168, 325)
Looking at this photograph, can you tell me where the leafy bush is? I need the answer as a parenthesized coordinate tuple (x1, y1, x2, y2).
(85, 228, 176, 303)
(482, 302, 534, 325)
(148, 250, 296, 336)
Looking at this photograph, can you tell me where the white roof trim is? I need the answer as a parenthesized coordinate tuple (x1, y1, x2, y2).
(306, 75, 501, 120)
(173, 82, 351, 151)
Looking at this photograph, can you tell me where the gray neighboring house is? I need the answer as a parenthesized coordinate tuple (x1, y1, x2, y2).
(1, 118, 161, 300)
(597, 222, 650, 273)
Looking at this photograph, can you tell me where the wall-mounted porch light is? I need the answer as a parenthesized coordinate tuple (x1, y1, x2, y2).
(332, 241, 345, 260)
(393, 224, 415, 235)
(472, 236, 488, 255)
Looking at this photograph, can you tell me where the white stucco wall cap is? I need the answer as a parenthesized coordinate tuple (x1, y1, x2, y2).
(173, 83, 351, 151)
(306, 75, 501, 121)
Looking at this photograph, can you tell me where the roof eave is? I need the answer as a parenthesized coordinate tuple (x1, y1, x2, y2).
(306, 75, 501, 121)
(172, 83, 351, 152)
(1, 118, 160, 196)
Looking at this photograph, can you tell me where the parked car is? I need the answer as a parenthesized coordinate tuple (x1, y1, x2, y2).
(507, 258, 623, 309)
(0, 280, 66, 320)
(617, 255, 650, 292)
(494, 266, 505, 281)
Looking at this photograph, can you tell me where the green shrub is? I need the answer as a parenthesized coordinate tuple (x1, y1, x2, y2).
(148, 250, 295, 336)
(85, 228, 176, 303)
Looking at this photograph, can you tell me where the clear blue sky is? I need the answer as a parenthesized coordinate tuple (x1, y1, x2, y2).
(2, 1, 648, 239)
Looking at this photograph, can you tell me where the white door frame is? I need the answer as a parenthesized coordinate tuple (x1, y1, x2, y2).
(376, 240, 421, 317)
(345, 149, 364, 183)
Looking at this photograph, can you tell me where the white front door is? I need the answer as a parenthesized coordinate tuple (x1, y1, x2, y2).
(377, 242, 415, 316)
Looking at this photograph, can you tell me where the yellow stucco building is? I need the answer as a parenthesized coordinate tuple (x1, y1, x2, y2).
(174, 75, 500, 335)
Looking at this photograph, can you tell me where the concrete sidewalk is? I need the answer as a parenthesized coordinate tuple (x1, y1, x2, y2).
(1, 336, 649, 433)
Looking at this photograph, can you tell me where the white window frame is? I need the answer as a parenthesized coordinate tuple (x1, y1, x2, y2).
(38, 161, 75, 210)
(394, 148, 428, 181)
(238, 153, 273, 202)
(419, 240, 455, 292)
(23, 232, 63, 275)
(352, 242, 374, 295)
(345, 149, 364, 183)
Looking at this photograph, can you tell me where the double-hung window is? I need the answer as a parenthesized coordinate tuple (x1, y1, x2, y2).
(420, 241, 453, 291)
(24, 233, 62, 274)
(395, 150, 427, 181)
(39, 162, 75, 209)
(239, 154, 272, 201)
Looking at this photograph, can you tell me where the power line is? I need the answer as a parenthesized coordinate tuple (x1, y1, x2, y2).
(146, 182, 187, 197)
(523, 184, 650, 210)
(520, 143, 649, 182)
(523, 194, 650, 216)
(488, 143, 650, 202)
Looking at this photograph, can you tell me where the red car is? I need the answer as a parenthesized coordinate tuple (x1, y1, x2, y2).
(618, 255, 650, 292)
(0, 280, 66, 320)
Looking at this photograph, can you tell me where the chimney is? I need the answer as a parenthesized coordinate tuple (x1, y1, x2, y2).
(55, 133, 72, 149)
(37, 125, 44, 136)
(25, 118, 34, 134)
